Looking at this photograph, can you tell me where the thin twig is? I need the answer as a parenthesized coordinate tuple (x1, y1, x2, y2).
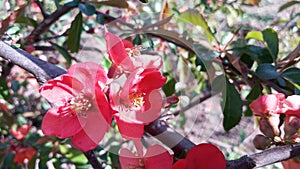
(83, 151, 104, 169)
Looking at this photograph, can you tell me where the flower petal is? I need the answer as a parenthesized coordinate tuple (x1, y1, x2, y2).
(39, 75, 83, 106)
(72, 108, 110, 152)
(105, 31, 134, 70)
(95, 82, 112, 124)
(137, 90, 162, 123)
(171, 159, 187, 169)
(250, 94, 285, 116)
(143, 144, 173, 169)
(68, 62, 107, 95)
(41, 107, 86, 138)
(284, 95, 300, 118)
(133, 54, 163, 70)
(132, 69, 167, 93)
(119, 148, 141, 169)
(114, 114, 144, 139)
(185, 143, 226, 169)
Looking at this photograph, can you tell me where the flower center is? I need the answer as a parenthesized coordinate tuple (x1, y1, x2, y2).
(128, 92, 145, 109)
(126, 47, 141, 57)
(69, 94, 92, 117)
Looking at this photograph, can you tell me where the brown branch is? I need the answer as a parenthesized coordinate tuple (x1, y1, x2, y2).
(26, 5, 76, 42)
(83, 150, 104, 169)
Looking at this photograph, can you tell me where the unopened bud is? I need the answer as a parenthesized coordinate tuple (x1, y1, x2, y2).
(164, 95, 179, 108)
(284, 116, 300, 139)
(259, 117, 280, 138)
(253, 134, 272, 150)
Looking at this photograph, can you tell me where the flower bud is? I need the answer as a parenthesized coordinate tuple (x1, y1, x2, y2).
(284, 116, 300, 139)
(253, 134, 272, 150)
(259, 117, 280, 138)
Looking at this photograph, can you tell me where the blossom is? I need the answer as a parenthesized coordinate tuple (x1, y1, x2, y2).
(10, 124, 31, 140)
(105, 30, 162, 78)
(110, 68, 166, 139)
(13, 147, 36, 164)
(119, 143, 173, 169)
(171, 143, 226, 169)
(40, 62, 111, 152)
(249, 93, 285, 116)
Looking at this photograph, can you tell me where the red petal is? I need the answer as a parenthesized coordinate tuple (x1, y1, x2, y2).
(185, 143, 226, 169)
(114, 114, 144, 139)
(95, 84, 112, 125)
(68, 62, 107, 95)
(72, 108, 110, 152)
(122, 39, 134, 48)
(171, 159, 187, 169)
(137, 90, 162, 123)
(144, 144, 173, 169)
(105, 31, 133, 68)
(40, 75, 82, 106)
(133, 69, 167, 93)
(41, 107, 86, 138)
(119, 148, 141, 169)
(133, 54, 163, 70)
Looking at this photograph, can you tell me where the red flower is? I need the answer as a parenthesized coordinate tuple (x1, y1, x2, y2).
(40, 62, 111, 152)
(105, 30, 162, 78)
(119, 143, 173, 169)
(14, 147, 36, 164)
(171, 143, 226, 169)
(249, 93, 285, 116)
(110, 68, 166, 139)
(10, 124, 31, 140)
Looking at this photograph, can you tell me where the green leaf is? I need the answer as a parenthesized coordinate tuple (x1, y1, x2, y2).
(245, 31, 263, 41)
(163, 78, 176, 96)
(246, 83, 262, 101)
(255, 63, 280, 80)
(96, 13, 105, 24)
(90, 0, 129, 8)
(179, 9, 214, 43)
(66, 12, 83, 53)
(282, 67, 300, 85)
(78, 3, 95, 16)
(50, 42, 72, 66)
(139, 0, 149, 3)
(278, 1, 300, 12)
(15, 15, 38, 27)
(222, 79, 242, 131)
(0, 78, 10, 99)
(262, 28, 279, 62)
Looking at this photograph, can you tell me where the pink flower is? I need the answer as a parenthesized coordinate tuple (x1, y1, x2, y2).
(119, 142, 173, 169)
(105, 30, 162, 78)
(10, 124, 31, 140)
(249, 93, 285, 116)
(40, 62, 111, 152)
(282, 95, 300, 118)
(171, 143, 226, 169)
(110, 68, 166, 139)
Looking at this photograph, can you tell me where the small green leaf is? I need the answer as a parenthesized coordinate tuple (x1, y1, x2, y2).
(139, 0, 148, 3)
(78, 3, 95, 16)
(0, 78, 10, 99)
(245, 31, 263, 41)
(66, 12, 83, 53)
(179, 10, 214, 43)
(262, 28, 279, 62)
(96, 13, 105, 24)
(50, 42, 72, 66)
(222, 79, 242, 131)
(255, 63, 280, 80)
(278, 1, 300, 12)
(246, 83, 262, 101)
(282, 67, 300, 85)
(163, 78, 176, 96)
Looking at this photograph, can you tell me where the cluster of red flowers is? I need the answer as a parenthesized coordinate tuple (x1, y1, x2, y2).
(39, 30, 226, 168)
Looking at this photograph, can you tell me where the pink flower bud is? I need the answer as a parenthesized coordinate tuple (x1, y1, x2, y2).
(259, 116, 280, 138)
(284, 116, 300, 139)
(253, 134, 272, 150)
